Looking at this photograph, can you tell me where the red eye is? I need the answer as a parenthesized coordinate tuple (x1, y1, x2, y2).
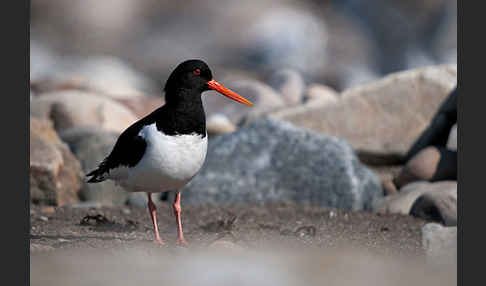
(193, 69, 201, 76)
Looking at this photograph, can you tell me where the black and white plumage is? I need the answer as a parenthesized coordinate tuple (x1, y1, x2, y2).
(86, 59, 253, 245)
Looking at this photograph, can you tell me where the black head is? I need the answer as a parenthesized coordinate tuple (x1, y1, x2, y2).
(164, 59, 254, 107)
(164, 59, 213, 94)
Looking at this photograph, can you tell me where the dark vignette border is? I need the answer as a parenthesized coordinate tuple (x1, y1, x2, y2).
(459, 1, 483, 286)
(2, 0, 30, 285)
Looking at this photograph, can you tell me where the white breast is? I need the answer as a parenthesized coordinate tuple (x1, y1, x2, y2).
(109, 123, 208, 192)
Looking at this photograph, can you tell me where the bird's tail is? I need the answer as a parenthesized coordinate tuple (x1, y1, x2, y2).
(86, 166, 108, 183)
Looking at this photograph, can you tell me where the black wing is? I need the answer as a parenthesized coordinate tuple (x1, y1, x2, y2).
(86, 109, 159, 183)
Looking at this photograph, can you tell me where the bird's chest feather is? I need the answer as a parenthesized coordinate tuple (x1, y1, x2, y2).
(128, 123, 208, 189)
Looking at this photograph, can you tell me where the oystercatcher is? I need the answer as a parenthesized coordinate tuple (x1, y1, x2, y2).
(86, 59, 253, 245)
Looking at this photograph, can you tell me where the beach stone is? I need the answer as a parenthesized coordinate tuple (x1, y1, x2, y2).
(114, 95, 164, 119)
(32, 55, 158, 98)
(271, 65, 457, 160)
(394, 146, 457, 189)
(207, 113, 237, 136)
(30, 117, 83, 206)
(202, 79, 286, 125)
(422, 223, 457, 265)
(372, 181, 456, 216)
(304, 84, 339, 103)
(394, 147, 440, 188)
(410, 186, 457, 226)
(268, 69, 306, 105)
(405, 87, 457, 160)
(30, 90, 138, 133)
(446, 124, 457, 151)
(182, 118, 383, 210)
(60, 127, 129, 206)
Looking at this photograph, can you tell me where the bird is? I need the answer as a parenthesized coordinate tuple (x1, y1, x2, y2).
(86, 59, 253, 245)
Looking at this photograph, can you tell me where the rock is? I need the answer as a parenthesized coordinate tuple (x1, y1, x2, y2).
(32, 55, 158, 98)
(405, 87, 457, 160)
(202, 79, 286, 125)
(382, 180, 398, 196)
(206, 114, 237, 136)
(268, 69, 305, 105)
(410, 187, 457, 226)
(316, 8, 380, 90)
(30, 90, 138, 133)
(332, 0, 456, 74)
(182, 118, 383, 210)
(422, 223, 457, 265)
(394, 147, 440, 188)
(304, 84, 339, 103)
(30, 117, 83, 206)
(446, 124, 457, 151)
(394, 146, 457, 189)
(114, 95, 164, 119)
(271, 65, 457, 160)
(372, 181, 456, 215)
(60, 127, 130, 206)
(40, 206, 56, 215)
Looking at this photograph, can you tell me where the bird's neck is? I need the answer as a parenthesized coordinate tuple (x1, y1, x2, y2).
(165, 88, 204, 111)
(159, 89, 206, 136)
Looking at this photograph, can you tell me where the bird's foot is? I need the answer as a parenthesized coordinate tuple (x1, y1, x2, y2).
(176, 238, 188, 246)
(153, 238, 165, 245)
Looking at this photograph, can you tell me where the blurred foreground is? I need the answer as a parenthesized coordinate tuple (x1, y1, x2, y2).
(31, 204, 456, 286)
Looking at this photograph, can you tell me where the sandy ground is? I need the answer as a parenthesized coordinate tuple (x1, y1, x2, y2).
(30, 203, 456, 286)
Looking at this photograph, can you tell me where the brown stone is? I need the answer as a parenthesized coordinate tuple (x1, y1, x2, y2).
(30, 90, 138, 133)
(271, 65, 457, 159)
(30, 117, 83, 206)
(114, 95, 164, 119)
(410, 187, 457, 226)
(372, 181, 456, 216)
(394, 146, 456, 189)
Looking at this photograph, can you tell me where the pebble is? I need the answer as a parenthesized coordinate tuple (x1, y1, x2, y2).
(39, 216, 49, 222)
(41, 206, 56, 214)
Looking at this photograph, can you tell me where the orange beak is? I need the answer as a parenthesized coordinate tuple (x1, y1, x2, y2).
(207, 79, 254, 107)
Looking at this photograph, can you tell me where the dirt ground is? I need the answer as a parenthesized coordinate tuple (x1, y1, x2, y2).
(30, 203, 426, 255)
(30, 204, 458, 286)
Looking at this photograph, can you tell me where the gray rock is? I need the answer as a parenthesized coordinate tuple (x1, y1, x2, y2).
(182, 118, 383, 210)
(410, 186, 457, 226)
(30, 117, 83, 206)
(422, 223, 457, 265)
(268, 69, 306, 105)
(60, 127, 130, 206)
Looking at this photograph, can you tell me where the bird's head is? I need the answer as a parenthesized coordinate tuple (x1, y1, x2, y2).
(164, 59, 253, 106)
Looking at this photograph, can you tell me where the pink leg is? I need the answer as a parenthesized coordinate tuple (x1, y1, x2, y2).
(147, 193, 164, 244)
(173, 191, 188, 245)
